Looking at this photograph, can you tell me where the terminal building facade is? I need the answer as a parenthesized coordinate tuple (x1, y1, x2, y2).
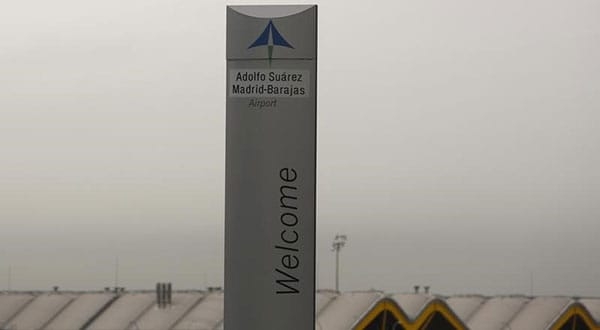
(1, 288, 599, 329)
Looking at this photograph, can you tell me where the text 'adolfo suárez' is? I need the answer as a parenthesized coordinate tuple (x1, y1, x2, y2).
(229, 69, 309, 98)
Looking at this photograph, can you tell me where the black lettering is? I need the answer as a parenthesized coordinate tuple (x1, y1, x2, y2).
(280, 229, 298, 244)
(280, 213, 298, 227)
(281, 255, 299, 269)
(280, 168, 297, 182)
(275, 268, 300, 294)
(275, 168, 301, 294)
(275, 244, 299, 252)
(280, 185, 297, 210)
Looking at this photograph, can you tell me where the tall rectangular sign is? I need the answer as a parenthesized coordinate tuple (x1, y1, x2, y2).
(225, 5, 317, 330)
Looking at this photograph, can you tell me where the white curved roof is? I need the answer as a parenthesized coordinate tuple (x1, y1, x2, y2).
(466, 296, 530, 330)
(316, 291, 384, 330)
(0, 290, 599, 329)
(0, 293, 34, 325)
(44, 293, 116, 330)
(389, 293, 436, 320)
(86, 292, 154, 330)
(133, 292, 202, 330)
(446, 295, 487, 322)
(3, 293, 75, 330)
(171, 292, 222, 330)
(507, 297, 572, 330)
(582, 298, 600, 322)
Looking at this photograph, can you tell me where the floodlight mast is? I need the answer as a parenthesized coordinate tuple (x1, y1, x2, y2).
(332, 234, 347, 292)
(7, 265, 11, 291)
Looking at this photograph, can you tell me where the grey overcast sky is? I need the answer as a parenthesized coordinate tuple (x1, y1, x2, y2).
(1, 0, 599, 296)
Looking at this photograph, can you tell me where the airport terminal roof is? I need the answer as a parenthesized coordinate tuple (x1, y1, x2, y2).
(0, 289, 599, 330)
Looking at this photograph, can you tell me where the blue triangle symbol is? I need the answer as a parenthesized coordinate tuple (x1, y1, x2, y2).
(248, 21, 294, 49)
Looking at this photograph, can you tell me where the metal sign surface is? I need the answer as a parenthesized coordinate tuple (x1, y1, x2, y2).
(225, 5, 317, 330)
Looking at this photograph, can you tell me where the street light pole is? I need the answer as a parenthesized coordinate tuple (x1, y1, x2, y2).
(7, 265, 11, 291)
(332, 234, 347, 292)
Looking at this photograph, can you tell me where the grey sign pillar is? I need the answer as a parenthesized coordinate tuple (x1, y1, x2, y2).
(225, 5, 317, 330)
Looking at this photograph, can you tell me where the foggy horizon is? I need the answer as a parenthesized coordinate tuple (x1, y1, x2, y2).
(1, 0, 599, 297)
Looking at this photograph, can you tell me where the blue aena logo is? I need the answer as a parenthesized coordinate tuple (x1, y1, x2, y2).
(248, 20, 293, 61)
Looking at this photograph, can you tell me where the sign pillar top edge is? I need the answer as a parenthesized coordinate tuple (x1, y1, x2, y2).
(227, 5, 317, 61)
(227, 5, 317, 19)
